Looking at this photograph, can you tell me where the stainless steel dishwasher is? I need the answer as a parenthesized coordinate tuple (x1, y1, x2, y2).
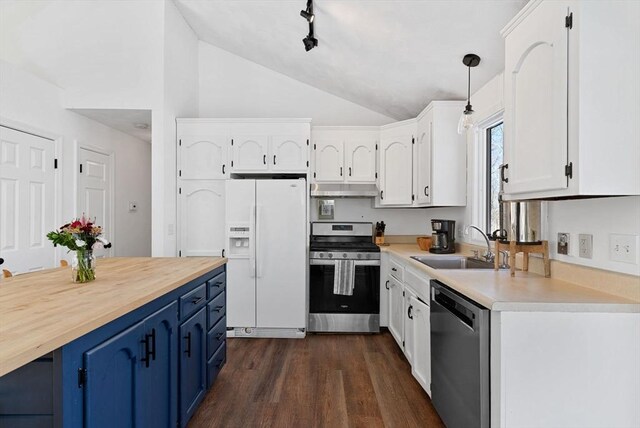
(430, 280, 490, 428)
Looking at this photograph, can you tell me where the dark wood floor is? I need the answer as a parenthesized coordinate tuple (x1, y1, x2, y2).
(188, 331, 444, 428)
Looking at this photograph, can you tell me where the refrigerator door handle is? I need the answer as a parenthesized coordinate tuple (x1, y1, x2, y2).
(249, 204, 256, 278)
(255, 204, 261, 278)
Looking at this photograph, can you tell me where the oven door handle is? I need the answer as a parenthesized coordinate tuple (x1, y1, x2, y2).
(309, 259, 380, 266)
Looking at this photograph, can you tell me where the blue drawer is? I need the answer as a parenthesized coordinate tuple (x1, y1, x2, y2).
(207, 291, 226, 330)
(207, 316, 226, 359)
(207, 342, 226, 389)
(207, 272, 226, 299)
(179, 283, 207, 320)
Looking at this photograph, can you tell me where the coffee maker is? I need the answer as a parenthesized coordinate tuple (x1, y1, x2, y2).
(429, 219, 456, 254)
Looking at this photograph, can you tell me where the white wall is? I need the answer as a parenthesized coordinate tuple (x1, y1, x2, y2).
(462, 73, 640, 276)
(0, 60, 152, 257)
(0, 0, 164, 110)
(198, 42, 394, 126)
(151, 0, 199, 256)
(310, 198, 465, 236)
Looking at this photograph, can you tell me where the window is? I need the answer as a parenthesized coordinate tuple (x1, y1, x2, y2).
(486, 122, 504, 236)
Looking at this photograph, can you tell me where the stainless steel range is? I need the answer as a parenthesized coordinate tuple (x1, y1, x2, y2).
(308, 222, 380, 333)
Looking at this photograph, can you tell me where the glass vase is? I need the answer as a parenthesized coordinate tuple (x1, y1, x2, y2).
(72, 250, 96, 283)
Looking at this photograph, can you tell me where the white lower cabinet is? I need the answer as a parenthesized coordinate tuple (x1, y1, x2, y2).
(403, 287, 417, 365)
(388, 275, 405, 347)
(383, 256, 431, 397)
(410, 296, 431, 396)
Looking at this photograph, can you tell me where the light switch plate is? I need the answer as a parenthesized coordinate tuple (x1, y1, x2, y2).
(557, 233, 570, 255)
(578, 234, 593, 259)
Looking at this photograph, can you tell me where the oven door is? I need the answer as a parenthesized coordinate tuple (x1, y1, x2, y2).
(309, 259, 380, 314)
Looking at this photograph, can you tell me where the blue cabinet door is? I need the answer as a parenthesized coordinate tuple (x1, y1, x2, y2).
(179, 307, 207, 427)
(84, 321, 145, 428)
(139, 301, 178, 428)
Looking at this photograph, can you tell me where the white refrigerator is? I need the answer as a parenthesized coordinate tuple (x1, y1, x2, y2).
(225, 179, 307, 334)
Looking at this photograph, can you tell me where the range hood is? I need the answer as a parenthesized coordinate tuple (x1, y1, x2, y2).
(310, 183, 379, 197)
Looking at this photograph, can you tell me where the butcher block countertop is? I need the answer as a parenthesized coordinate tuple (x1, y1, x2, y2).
(0, 257, 226, 377)
(381, 244, 640, 313)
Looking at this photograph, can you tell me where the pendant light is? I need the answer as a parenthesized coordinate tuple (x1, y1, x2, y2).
(457, 53, 481, 134)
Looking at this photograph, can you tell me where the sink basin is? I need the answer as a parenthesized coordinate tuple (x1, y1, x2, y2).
(410, 255, 499, 270)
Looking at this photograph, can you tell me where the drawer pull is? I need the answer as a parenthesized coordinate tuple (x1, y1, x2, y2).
(191, 296, 204, 305)
(391, 267, 397, 272)
(212, 281, 223, 288)
(212, 305, 224, 313)
(216, 332, 225, 340)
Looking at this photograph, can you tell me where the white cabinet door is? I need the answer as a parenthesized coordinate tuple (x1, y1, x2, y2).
(379, 135, 413, 205)
(411, 296, 431, 396)
(388, 275, 404, 348)
(232, 135, 269, 172)
(314, 140, 344, 182)
(404, 287, 417, 364)
(178, 180, 225, 257)
(179, 135, 228, 180)
(270, 135, 308, 172)
(415, 111, 432, 205)
(345, 139, 376, 183)
(503, 0, 569, 194)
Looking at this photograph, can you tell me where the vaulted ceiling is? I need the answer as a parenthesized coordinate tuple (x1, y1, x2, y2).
(175, 0, 527, 120)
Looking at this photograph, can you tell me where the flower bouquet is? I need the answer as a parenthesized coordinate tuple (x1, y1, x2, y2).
(47, 215, 111, 283)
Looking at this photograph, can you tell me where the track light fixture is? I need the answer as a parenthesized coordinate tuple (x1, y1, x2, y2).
(300, 9, 314, 23)
(300, 0, 318, 51)
(457, 53, 481, 134)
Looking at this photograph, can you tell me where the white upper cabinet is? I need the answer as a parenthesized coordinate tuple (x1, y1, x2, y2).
(378, 120, 416, 206)
(313, 139, 344, 182)
(232, 135, 269, 172)
(345, 139, 377, 183)
(311, 127, 379, 184)
(177, 125, 229, 180)
(421, 101, 467, 207)
(501, 0, 640, 199)
(414, 110, 432, 205)
(503, 0, 568, 195)
(270, 135, 309, 172)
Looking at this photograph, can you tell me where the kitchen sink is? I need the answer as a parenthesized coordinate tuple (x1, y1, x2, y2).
(410, 255, 499, 270)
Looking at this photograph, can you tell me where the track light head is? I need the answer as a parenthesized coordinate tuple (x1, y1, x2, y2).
(302, 34, 318, 51)
(300, 9, 314, 23)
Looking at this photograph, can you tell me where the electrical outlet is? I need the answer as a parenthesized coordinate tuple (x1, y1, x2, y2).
(610, 234, 638, 264)
(578, 234, 593, 259)
(557, 233, 570, 255)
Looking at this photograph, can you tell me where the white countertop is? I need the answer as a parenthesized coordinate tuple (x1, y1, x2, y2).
(381, 244, 640, 313)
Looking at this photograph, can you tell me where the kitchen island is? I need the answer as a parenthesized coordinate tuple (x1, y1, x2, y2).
(0, 257, 227, 428)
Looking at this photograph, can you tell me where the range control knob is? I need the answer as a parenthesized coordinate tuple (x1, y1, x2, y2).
(357, 253, 362, 259)
(319, 253, 324, 258)
(328, 253, 333, 259)
(343, 253, 347, 258)
(366, 253, 371, 259)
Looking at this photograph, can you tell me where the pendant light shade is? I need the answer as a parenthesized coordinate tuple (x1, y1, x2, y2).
(457, 53, 481, 134)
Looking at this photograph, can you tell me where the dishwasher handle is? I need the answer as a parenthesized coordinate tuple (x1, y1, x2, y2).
(431, 281, 481, 331)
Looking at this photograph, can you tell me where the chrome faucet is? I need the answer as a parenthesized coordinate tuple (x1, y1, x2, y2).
(465, 225, 495, 263)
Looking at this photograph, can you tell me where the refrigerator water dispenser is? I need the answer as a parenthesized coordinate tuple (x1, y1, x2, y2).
(227, 225, 251, 257)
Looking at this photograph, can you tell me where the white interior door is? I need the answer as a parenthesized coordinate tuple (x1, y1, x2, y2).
(0, 126, 55, 274)
(256, 179, 306, 329)
(78, 147, 112, 257)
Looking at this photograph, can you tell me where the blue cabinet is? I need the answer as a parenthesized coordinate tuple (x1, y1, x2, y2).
(83, 320, 144, 428)
(0, 265, 225, 428)
(83, 301, 178, 428)
(179, 308, 207, 427)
